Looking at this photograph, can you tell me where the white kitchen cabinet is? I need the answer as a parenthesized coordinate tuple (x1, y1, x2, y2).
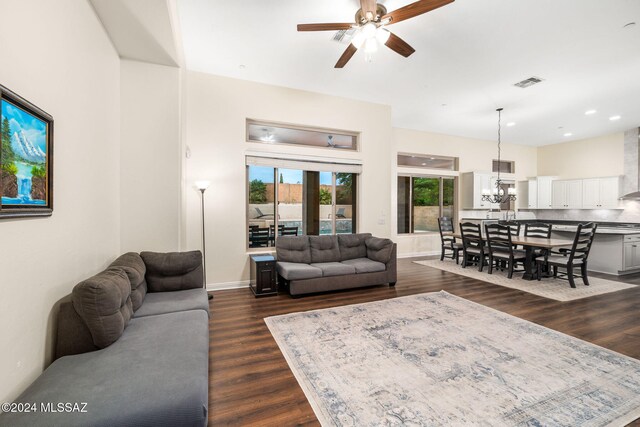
(517, 179, 537, 209)
(536, 176, 554, 209)
(582, 177, 620, 209)
(624, 241, 640, 271)
(461, 172, 500, 209)
(552, 180, 583, 209)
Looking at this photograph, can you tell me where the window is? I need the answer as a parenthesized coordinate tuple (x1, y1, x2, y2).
(397, 153, 458, 171)
(247, 157, 359, 249)
(397, 175, 456, 234)
(492, 160, 515, 174)
(247, 119, 358, 151)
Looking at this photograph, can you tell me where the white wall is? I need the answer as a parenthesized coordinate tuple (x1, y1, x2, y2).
(0, 0, 121, 402)
(120, 59, 181, 252)
(184, 71, 392, 288)
(392, 127, 538, 257)
(537, 133, 624, 179)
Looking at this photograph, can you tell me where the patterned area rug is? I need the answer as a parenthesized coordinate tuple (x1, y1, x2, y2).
(265, 292, 640, 426)
(414, 259, 636, 301)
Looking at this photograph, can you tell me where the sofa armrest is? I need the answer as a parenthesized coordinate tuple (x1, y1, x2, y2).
(55, 300, 99, 360)
(385, 243, 398, 284)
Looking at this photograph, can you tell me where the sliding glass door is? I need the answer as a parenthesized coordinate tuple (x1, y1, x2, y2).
(247, 164, 358, 248)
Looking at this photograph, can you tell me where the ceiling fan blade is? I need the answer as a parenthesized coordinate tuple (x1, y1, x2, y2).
(297, 23, 354, 32)
(383, 0, 454, 25)
(335, 44, 358, 68)
(385, 32, 416, 57)
(360, 0, 377, 17)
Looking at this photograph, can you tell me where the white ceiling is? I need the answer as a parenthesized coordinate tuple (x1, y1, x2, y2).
(178, 0, 640, 146)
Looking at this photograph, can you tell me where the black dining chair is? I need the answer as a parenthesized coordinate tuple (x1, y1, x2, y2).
(249, 227, 270, 248)
(500, 221, 521, 237)
(485, 224, 527, 279)
(460, 222, 486, 271)
(281, 226, 299, 236)
(536, 222, 598, 288)
(525, 222, 552, 263)
(438, 217, 463, 264)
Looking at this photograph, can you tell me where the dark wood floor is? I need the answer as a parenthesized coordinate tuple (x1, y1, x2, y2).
(208, 257, 640, 426)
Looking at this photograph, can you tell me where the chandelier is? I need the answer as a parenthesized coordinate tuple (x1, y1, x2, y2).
(481, 108, 517, 205)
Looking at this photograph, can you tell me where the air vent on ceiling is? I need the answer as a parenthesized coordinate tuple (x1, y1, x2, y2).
(332, 28, 356, 44)
(513, 76, 545, 89)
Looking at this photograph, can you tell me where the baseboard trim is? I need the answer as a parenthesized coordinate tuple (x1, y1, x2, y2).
(206, 280, 250, 292)
(398, 251, 439, 259)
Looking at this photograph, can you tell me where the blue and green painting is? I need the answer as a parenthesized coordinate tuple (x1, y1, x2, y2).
(1, 99, 48, 205)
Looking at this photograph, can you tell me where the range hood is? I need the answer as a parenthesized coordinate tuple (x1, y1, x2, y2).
(621, 127, 640, 199)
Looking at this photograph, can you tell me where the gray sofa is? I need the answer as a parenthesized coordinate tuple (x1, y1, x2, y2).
(0, 251, 209, 427)
(276, 233, 397, 296)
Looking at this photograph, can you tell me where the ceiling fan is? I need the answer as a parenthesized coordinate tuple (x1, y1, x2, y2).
(297, 0, 455, 68)
(326, 135, 351, 149)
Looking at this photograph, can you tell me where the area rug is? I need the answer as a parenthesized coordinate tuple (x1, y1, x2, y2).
(414, 259, 636, 302)
(265, 292, 640, 426)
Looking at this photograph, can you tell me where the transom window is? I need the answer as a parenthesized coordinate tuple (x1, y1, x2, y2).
(247, 119, 358, 151)
(493, 159, 515, 174)
(397, 153, 458, 171)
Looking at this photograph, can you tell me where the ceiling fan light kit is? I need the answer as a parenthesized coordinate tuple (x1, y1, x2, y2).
(297, 0, 455, 68)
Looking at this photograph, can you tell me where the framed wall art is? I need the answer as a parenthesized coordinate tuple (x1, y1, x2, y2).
(0, 84, 53, 218)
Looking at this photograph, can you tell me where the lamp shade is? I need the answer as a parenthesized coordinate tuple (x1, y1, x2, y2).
(195, 180, 211, 190)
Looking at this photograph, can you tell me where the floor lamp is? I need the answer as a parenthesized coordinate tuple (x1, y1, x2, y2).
(195, 180, 213, 300)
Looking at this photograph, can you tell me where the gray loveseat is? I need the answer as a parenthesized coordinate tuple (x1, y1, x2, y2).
(1, 251, 209, 427)
(276, 233, 397, 296)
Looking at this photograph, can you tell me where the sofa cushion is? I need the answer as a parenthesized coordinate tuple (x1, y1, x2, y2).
(341, 257, 386, 274)
(72, 268, 133, 348)
(277, 262, 322, 280)
(109, 252, 147, 311)
(134, 288, 210, 318)
(141, 251, 203, 292)
(338, 233, 372, 261)
(276, 236, 311, 264)
(366, 237, 394, 264)
(2, 310, 209, 427)
(311, 262, 356, 277)
(309, 235, 341, 263)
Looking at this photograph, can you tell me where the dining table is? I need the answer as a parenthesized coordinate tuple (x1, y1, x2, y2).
(450, 233, 575, 280)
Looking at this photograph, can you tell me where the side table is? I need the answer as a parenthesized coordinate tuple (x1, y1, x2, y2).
(249, 254, 277, 297)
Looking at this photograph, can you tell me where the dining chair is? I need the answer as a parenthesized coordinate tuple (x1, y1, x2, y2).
(438, 217, 463, 264)
(282, 226, 299, 236)
(249, 227, 270, 248)
(536, 222, 598, 288)
(500, 221, 521, 237)
(460, 222, 486, 271)
(485, 224, 527, 279)
(525, 222, 552, 262)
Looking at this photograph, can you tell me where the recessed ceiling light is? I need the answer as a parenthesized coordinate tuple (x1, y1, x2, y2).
(610, 115, 622, 121)
(585, 109, 597, 115)
(421, 163, 427, 166)
(564, 133, 573, 137)
(506, 122, 516, 127)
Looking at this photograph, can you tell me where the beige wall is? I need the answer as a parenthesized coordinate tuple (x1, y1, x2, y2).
(120, 60, 182, 252)
(392, 127, 538, 256)
(183, 71, 392, 288)
(0, 0, 121, 402)
(537, 133, 624, 179)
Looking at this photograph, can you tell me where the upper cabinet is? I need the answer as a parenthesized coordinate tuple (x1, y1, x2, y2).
(582, 177, 621, 209)
(552, 180, 583, 209)
(461, 172, 501, 209)
(518, 176, 554, 210)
